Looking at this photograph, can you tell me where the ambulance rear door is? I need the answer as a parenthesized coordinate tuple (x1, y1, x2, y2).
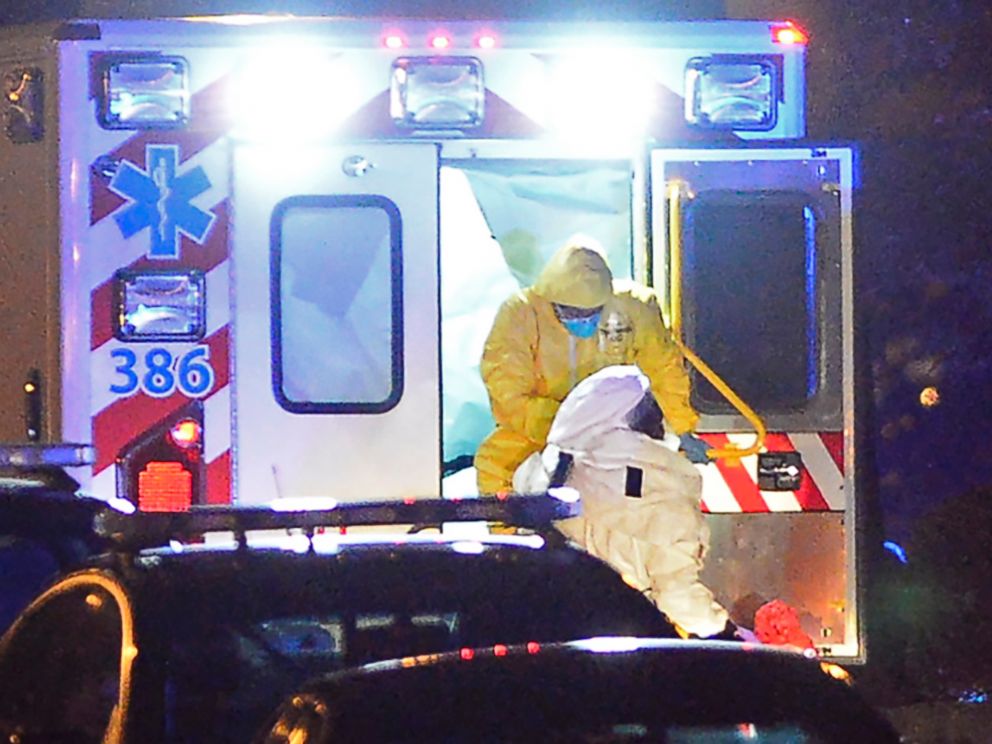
(232, 143, 440, 505)
(650, 146, 860, 659)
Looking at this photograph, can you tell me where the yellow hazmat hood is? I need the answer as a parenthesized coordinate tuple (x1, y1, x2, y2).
(531, 239, 613, 309)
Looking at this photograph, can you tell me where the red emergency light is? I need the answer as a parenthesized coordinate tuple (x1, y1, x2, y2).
(429, 32, 452, 50)
(382, 31, 406, 49)
(772, 22, 808, 45)
(169, 418, 202, 449)
(475, 32, 498, 50)
(138, 461, 193, 513)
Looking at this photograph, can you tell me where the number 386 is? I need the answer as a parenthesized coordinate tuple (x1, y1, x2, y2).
(110, 346, 215, 398)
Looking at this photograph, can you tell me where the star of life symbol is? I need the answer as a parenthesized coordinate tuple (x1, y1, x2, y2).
(109, 144, 215, 259)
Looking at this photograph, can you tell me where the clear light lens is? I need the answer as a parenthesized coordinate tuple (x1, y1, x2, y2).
(572, 637, 644, 654)
(229, 44, 366, 140)
(450, 540, 486, 555)
(685, 58, 776, 129)
(116, 271, 205, 341)
(102, 59, 189, 128)
(390, 56, 484, 129)
(546, 52, 656, 143)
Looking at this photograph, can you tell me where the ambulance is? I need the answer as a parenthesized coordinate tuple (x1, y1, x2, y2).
(0, 16, 859, 658)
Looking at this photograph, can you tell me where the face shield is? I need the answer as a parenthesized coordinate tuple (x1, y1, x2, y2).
(598, 307, 634, 362)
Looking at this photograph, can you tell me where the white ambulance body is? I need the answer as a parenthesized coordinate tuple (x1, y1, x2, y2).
(0, 17, 859, 657)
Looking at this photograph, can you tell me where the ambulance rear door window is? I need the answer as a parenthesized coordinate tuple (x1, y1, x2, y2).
(271, 195, 403, 414)
(682, 189, 818, 414)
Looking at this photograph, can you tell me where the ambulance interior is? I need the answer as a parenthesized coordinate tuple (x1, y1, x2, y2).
(436, 156, 849, 651)
(438, 158, 634, 490)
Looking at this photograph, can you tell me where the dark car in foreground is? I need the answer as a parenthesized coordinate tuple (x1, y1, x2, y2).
(259, 637, 901, 743)
(0, 491, 677, 743)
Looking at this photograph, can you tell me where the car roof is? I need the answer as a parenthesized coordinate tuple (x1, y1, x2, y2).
(104, 538, 676, 637)
(279, 639, 900, 743)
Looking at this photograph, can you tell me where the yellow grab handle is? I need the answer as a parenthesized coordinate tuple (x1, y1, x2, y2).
(667, 182, 766, 461)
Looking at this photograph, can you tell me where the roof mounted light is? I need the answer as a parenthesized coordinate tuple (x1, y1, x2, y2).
(475, 32, 498, 50)
(685, 55, 778, 130)
(429, 32, 452, 50)
(772, 22, 808, 45)
(390, 56, 484, 130)
(98, 56, 190, 130)
(382, 31, 406, 49)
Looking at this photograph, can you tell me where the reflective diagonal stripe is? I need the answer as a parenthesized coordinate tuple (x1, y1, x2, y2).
(819, 431, 845, 475)
(92, 326, 230, 473)
(705, 433, 770, 513)
(699, 461, 743, 513)
(206, 450, 232, 505)
(789, 433, 845, 511)
(697, 432, 845, 513)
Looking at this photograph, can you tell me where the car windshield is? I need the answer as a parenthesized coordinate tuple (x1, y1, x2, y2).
(164, 611, 462, 742)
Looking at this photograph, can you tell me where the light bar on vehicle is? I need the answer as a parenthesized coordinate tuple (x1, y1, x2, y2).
(93, 492, 581, 551)
(0, 444, 91, 493)
(0, 443, 95, 468)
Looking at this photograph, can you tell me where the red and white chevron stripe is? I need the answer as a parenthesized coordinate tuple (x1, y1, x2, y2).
(697, 432, 845, 513)
(88, 72, 236, 505)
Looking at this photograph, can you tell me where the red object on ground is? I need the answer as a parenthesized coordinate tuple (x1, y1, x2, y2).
(753, 599, 815, 650)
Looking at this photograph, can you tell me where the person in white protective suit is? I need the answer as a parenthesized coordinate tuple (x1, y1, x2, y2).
(513, 364, 737, 640)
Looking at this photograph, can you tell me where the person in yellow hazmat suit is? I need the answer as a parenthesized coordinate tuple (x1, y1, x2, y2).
(474, 236, 712, 494)
(512, 365, 739, 639)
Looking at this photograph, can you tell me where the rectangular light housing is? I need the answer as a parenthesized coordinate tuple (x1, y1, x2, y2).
(685, 56, 777, 130)
(390, 56, 484, 129)
(115, 270, 206, 341)
(99, 57, 190, 129)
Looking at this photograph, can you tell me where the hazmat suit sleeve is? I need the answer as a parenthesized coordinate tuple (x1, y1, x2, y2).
(620, 284, 699, 435)
(480, 292, 561, 444)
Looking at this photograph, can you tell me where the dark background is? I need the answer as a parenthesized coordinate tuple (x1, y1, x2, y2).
(3, 0, 992, 704)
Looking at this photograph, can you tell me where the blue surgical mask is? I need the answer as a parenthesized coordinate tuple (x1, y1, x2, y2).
(561, 312, 602, 338)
